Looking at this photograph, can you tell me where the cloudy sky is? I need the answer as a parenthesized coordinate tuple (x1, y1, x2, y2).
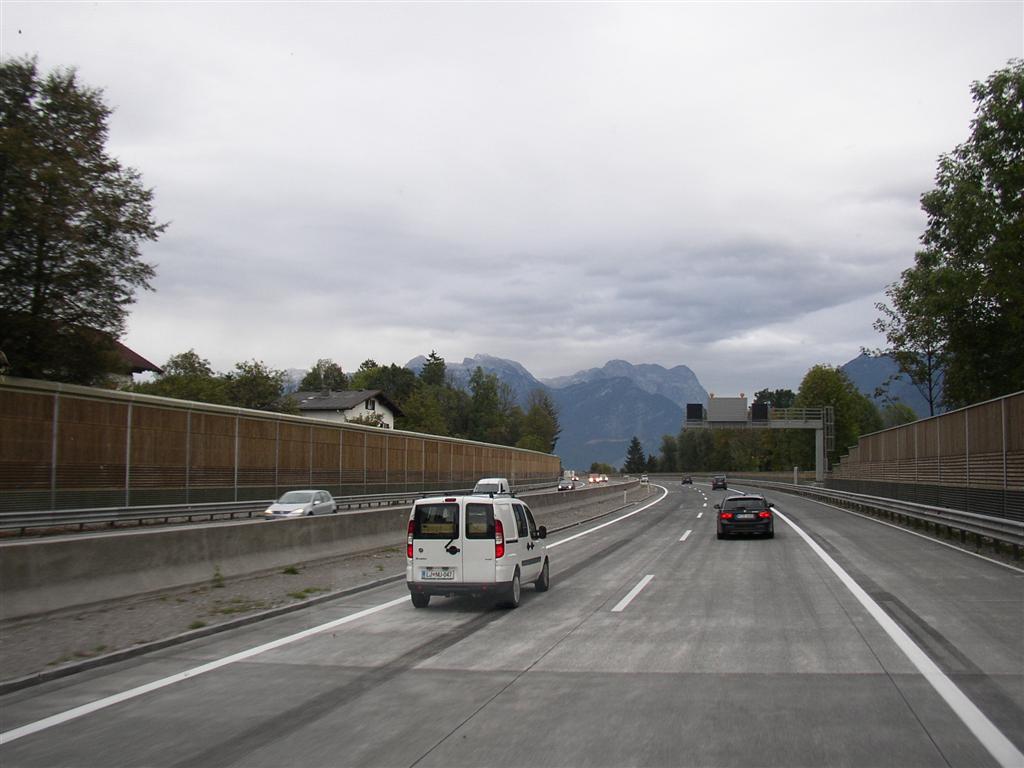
(4, 2, 1021, 396)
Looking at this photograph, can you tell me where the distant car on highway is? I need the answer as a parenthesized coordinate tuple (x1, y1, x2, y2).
(640, 474, 649, 483)
(681, 476, 692, 484)
(557, 478, 575, 491)
(715, 494, 774, 539)
(262, 490, 337, 519)
(711, 475, 728, 490)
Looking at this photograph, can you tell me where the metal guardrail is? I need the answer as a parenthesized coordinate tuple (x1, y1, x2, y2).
(0, 481, 561, 535)
(738, 479, 1024, 560)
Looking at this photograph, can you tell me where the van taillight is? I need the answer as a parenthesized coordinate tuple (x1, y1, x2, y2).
(495, 519, 505, 559)
(407, 519, 415, 559)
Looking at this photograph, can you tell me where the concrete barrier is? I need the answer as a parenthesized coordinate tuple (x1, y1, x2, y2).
(0, 481, 643, 620)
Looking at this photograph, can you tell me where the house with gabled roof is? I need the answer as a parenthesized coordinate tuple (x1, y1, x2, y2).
(291, 389, 404, 429)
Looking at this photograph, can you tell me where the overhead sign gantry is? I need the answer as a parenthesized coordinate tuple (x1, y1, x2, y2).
(685, 396, 835, 482)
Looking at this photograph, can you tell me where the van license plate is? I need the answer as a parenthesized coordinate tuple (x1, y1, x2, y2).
(421, 567, 456, 580)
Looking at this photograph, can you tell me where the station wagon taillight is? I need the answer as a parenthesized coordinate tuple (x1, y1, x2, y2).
(758, 510, 772, 518)
(720, 512, 734, 520)
(495, 519, 505, 559)
(407, 519, 415, 558)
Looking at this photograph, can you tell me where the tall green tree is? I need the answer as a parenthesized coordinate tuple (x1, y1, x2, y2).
(658, 434, 678, 472)
(623, 436, 646, 474)
(398, 385, 449, 436)
(0, 57, 165, 384)
(224, 360, 293, 412)
(875, 59, 1023, 408)
(881, 402, 918, 429)
(794, 365, 881, 465)
(133, 349, 226, 403)
(419, 350, 447, 388)
(349, 362, 417, 404)
(299, 358, 347, 391)
(467, 367, 503, 443)
(753, 388, 796, 409)
(520, 389, 560, 453)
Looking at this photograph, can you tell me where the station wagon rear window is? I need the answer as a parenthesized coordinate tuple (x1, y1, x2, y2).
(465, 503, 495, 539)
(413, 503, 458, 538)
(722, 498, 765, 511)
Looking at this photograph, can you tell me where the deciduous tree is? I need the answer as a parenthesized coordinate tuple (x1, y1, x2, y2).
(0, 57, 165, 384)
(299, 358, 347, 391)
(875, 59, 1023, 407)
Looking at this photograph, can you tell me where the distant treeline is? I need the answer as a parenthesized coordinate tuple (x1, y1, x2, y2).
(133, 350, 560, 454)
(622, 365, 916, 474)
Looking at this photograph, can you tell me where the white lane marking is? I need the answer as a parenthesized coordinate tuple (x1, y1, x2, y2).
(680, 529, 693, 542)
(697, 512, 704, 519)
(3, 486, 671, 745)
(547, 486, 669, 549)
(773, 507, 1024, 768)
(0, 596, 409, 746)
(612, 575, 654, 612)
(702, 503, 707, 508)
(812, 499, 1024, 575)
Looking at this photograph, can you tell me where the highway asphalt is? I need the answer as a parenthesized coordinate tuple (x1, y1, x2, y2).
(1, 481, 1021, 767)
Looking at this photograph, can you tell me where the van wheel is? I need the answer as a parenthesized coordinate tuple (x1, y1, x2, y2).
(535, 560, 550, 592)
(501, 572, 521, 609)
(410, 593, 430, 608)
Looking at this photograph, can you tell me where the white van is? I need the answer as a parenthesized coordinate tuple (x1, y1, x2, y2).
(472, 477, 511, 495)
(406, 495, 549, 608)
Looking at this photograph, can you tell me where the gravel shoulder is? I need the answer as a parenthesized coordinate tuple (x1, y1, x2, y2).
(0, 545, 407, 688)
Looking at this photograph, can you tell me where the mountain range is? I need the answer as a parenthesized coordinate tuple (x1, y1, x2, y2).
(292, 352, 925, 470)
(407, 355, 708, 470)
(840, 353, 944, 418)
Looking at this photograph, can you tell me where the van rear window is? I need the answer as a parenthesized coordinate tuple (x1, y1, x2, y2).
(413, 503, 458, 538)
(465, 503, 494, 539)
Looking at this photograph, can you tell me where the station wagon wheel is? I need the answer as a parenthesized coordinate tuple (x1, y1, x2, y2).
(502, 571, 521, 609)
(411, 593, 430, 608)
(535, 559, 550, 592)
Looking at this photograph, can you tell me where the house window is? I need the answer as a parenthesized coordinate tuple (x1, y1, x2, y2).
(365, 399, 376, 411)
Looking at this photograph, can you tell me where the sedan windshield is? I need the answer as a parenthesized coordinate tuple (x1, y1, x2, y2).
(278, 491, 314, 504)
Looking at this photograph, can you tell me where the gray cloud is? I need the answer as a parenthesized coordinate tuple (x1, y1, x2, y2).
(5, 1, 1021, 391)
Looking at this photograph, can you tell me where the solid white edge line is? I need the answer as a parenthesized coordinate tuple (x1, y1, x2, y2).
(680, 529, 692, 542)
(810, 499, 1024, 575)
(773, 507, 1024, 768)
(547, 485, 668, 549)
(0, 596, 409, 746)
(611, 575, 654, 612)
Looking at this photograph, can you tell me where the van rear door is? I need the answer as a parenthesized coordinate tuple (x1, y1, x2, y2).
(462, 501, 496, 583)
(411, 501, 463, 585)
